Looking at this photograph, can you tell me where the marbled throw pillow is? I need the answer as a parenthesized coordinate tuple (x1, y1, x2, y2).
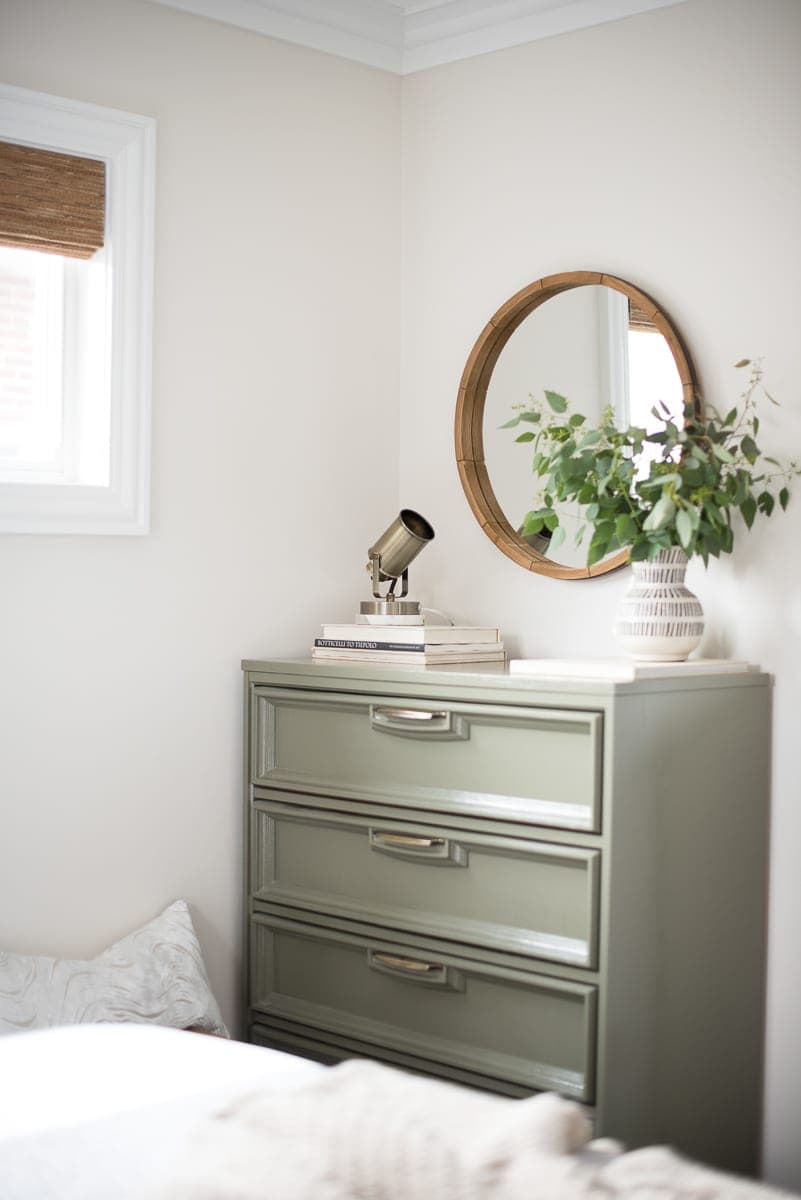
(0, 900, 228, 1037)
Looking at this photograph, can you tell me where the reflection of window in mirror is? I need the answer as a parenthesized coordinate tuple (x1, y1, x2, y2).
(598, 292, 684, 434)
(628, 316, 684, 427)
(627, 303, 684, 476)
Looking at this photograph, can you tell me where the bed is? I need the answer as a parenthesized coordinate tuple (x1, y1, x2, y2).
(1, 902, 795, 1198)
(1, 1022, 796, 1200)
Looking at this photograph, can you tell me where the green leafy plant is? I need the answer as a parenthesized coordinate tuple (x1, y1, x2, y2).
(502, 360, 799, 568)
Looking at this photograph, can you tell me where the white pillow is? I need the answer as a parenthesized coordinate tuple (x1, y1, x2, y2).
(0, 900, 228, 1037)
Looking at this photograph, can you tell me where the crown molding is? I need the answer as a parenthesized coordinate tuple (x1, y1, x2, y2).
(401, 0, 691, 72)
(143, 0, 691, 74)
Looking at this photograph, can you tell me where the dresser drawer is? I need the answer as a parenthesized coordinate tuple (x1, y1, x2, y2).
(250, 1020, 539, 1097)
(252, 797, 600, 967)
(252, 686, 603, 831)
(250, 913, 597, 1101)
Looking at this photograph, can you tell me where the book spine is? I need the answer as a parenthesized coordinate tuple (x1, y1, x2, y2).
(314, 638, 426, 652)
(312, 647, 506, 662)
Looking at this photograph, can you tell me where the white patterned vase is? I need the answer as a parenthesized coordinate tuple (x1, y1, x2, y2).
(614, 547, 704, 662)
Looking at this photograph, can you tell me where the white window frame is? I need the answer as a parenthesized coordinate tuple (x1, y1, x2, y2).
(0, 84, 155, 534)
(597, 286, 630, 427)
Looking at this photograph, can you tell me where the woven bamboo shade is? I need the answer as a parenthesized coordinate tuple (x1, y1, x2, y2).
(628, 300, 658, 333)
(0, 140, 105, 260)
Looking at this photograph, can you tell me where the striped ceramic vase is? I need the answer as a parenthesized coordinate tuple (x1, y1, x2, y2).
(614, 546, 705, 661)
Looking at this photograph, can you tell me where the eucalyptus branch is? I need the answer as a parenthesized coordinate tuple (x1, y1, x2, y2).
(503, 362, 799, 567)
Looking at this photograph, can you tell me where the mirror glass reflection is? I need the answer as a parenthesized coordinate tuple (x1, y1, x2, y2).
(483, 284, 684, 569)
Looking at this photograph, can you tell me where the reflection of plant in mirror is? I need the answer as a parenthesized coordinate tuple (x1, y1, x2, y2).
(502, 360, 799, 568)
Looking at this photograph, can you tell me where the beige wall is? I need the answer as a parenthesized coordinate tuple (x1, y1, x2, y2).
(0, 0, 401, 1032)
(2, 0, 801, 1189)
(401, 0, 801, 1187)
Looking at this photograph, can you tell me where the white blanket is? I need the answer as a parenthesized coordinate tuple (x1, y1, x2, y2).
(156, 1057, 797, 1200)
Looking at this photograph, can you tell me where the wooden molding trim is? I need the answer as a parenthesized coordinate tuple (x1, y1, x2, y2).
(454, 270, 698, 581)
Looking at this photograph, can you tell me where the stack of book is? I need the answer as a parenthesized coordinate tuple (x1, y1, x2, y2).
(312, 624, 505, 665)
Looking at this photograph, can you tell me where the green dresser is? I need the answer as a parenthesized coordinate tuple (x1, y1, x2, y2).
(242, 658, 769, 1174)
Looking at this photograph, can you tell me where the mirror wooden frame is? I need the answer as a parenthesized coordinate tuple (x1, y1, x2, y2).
(455, 270, 699, 580)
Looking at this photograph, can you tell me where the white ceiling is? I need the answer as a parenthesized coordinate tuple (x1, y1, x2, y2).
(145, 0, 691, 73)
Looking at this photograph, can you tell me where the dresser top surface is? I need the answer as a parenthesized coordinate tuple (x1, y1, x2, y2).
(242, 657, 770, 703)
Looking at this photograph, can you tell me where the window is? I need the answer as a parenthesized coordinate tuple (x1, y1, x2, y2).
(0, 245, 110, 487)
(0, 85, 155, 534)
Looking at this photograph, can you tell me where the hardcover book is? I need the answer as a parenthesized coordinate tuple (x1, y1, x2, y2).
(312, 646, 506, 665)
(319, 624, 500, 646)
(314, 638, 503, 654)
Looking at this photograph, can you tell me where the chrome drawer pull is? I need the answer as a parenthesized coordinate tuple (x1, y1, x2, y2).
(368, 827, 468, 868)
(371, 832, 446, 849)
(369, 705, 468, 741)
(373, 707, 448, 722)
(372, 952, 440, 974)
(367, 950, 464, 991)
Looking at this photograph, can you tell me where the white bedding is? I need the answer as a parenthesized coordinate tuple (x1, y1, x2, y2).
(155, 1056, 797, 1200)
(1, 1024, 796, 1200)
(0, 1023, 322, 1200)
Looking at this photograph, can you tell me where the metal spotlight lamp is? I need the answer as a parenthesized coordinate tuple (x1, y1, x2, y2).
(360, 509, 435, 625)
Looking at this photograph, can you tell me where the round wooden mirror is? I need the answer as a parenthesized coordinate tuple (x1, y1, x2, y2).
(455, 271, 698, 579)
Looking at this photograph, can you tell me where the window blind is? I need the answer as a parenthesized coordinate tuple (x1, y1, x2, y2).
(0, 140, 105, 260)
(628, 300, 659, 333)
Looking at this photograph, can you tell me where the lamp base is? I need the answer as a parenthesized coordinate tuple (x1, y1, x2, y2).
(359, 598, 424, 625)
